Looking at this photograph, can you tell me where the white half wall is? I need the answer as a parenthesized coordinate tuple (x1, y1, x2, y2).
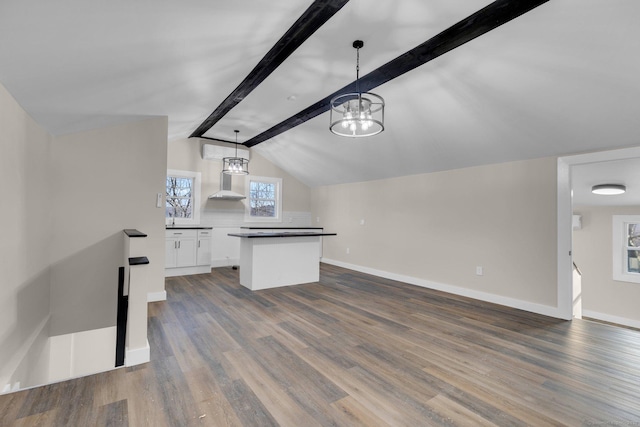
(50, 117, 168, 336)
(0, 83, 53, 391)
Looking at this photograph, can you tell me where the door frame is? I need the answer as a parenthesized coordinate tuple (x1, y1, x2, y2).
(557, 146, 640, 320)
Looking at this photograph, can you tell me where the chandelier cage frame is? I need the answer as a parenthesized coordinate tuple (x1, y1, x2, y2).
(222, 130, 250, 175)
(330, 40, 385, 138)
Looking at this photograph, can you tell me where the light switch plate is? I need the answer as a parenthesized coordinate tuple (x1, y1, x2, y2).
(156, 193, 163, 208)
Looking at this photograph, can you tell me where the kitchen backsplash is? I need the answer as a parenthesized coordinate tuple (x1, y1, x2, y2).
(200, 208, 312, 228)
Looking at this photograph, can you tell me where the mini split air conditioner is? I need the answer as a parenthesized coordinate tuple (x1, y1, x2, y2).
(201, 143, 250, 161)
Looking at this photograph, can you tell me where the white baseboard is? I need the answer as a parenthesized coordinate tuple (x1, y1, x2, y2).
(321, 258, 564, 319)
(164, 265, 211, 277)
(582, 310, 640, 329)
(211, 258, 240, 268)
(0, 315, 50, 394)
(125, 340, 150, 367)
(147, 290, 167, 302)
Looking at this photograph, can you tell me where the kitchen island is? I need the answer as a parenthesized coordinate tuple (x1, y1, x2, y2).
(228, 231, 336, 290)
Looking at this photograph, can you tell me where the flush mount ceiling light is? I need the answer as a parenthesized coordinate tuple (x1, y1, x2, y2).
(591, 184, 626, 195)
(222, 130, 249, 175)
(330, 40, 384, 138)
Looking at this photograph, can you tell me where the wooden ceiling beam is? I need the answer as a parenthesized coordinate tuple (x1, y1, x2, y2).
(189, 0, 350, 139)
(244, 0, 549, 148)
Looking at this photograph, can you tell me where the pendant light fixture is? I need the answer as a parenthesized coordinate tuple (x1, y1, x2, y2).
(330, 40, 385, 138)
(222, 130, 249, 175)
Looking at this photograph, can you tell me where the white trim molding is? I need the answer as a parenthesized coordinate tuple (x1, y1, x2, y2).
(583, 310, 640, 330)
(125, 339, 150, 367)
(147, 290, 167, 302)
(166, 169, 202, 226)
(244, 175, 283, 223)
(321, 259, 564, 319)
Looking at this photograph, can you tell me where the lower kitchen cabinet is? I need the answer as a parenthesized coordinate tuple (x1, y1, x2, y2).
(196, 229, 212, 266)
(165, 228, 212, 276)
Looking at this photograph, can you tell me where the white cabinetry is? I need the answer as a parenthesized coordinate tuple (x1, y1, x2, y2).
(166, 229, 197, 268)
(196, 230, 212, 266)
(165, 228, 212, 277)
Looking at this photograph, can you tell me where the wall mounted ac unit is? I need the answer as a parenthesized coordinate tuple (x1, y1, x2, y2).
(202, 143, 250, 161)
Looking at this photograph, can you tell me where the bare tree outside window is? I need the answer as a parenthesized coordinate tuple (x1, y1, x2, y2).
(249, 181, 276, 217)
(166, 176, 193, 218)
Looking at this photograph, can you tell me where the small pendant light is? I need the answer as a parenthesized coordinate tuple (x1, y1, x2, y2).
(222, 130, 249, 175)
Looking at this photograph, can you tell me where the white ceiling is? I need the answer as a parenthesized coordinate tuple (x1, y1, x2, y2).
(572, 158, 640, 207)
(1, 0, 640, 190)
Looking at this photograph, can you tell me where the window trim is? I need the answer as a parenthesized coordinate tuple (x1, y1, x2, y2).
(244, 175, 282, 223)
(166, 169, 201, 225)
(612, 215, 640, 283)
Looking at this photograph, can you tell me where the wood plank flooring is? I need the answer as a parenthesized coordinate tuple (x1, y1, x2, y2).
(2, 263, 640, 426)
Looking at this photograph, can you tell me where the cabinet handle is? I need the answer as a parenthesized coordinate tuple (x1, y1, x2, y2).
(174, 232, 182, 235)
(174, 241, 177, 249)
(198, 240, 201, 248)
(178, 241, 181, 249)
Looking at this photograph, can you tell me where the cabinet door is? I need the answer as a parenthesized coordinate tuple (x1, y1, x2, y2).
(197, 237, 212, 266)
(176, 237, 197, 267)
(165, 238, 177, 268)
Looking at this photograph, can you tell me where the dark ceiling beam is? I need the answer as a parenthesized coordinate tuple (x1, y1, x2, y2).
(244, 0, 549, 148)
(189, 0, 350, 139)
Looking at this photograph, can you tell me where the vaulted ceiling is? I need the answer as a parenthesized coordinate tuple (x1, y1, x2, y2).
(1, 0, 639, 187)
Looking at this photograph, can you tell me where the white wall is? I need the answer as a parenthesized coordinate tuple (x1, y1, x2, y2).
(167, 138, 312, 266)
(0, 83, 53, 391)
(312, 157, 560, 315)
(573, 205, 640, 326)
(50, 117, 168, 336)
(168, 138, 311, 215)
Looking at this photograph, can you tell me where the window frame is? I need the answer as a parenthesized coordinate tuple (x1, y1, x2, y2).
(166, 169, 201, 225)
(612, 215, 640, 283)
(244, 175, 282, 223)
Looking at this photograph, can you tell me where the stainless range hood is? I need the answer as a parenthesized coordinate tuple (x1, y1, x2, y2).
(208, 173, 245, 200)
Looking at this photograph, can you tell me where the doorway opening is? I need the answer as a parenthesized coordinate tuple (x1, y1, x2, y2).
(557, 146, 640, 324)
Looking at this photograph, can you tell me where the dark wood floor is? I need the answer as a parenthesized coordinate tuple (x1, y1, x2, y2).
(2, 264, 640, 426)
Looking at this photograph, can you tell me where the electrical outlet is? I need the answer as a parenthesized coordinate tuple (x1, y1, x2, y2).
(476, 266, 483, 276)
(360, 219, 365, 225)
(156, 192, 163, 208)
(346, 247, 350, 254)
(316, 217, 320, 223)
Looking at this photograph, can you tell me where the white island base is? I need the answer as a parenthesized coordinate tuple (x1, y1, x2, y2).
(238, 235, 322, 290)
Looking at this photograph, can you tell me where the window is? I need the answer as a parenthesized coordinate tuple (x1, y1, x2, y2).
(626, 222, 640, 273)
(613, 215, 640, 283)
(166, 169, 201, 225)
(245, 176, 282, 222)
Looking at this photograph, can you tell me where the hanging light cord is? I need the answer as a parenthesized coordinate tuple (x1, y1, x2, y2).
(355, 45, 360, 94)
(234, 130, 239, 157)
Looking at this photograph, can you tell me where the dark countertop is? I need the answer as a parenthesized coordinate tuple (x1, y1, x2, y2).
(228, 232, 336, 238)
(123, 229, 147, 237)
(166, 226, 213, 230)
(240, 226, 323, 229)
